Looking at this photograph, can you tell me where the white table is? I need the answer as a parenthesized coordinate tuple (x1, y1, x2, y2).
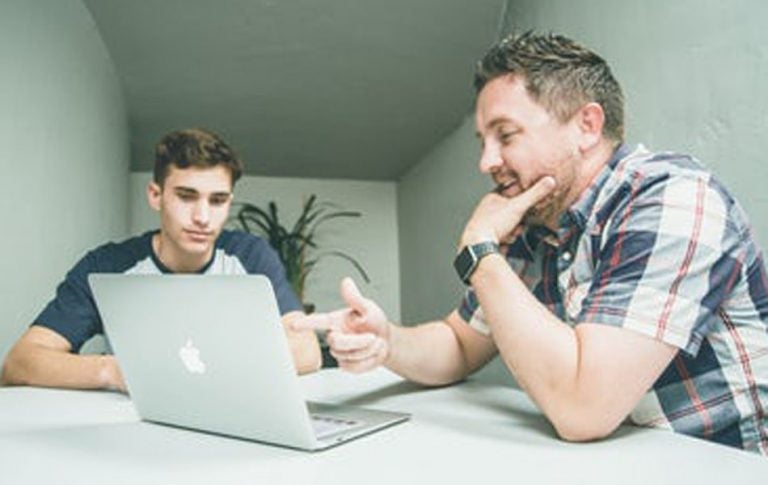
(1, 369, 765, 484)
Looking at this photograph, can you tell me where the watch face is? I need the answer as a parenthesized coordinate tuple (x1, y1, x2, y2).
(453, 246, 477, 284)
(454, 242, 499, 285)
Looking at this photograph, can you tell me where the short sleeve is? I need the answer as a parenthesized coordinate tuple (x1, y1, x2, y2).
(577, 173, 740, 355)
(457, 286, 492, 336)
(34, 252, 103, 352)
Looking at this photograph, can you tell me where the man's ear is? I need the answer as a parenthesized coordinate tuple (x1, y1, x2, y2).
(576, 102, 605, 152)
(147, 181, 162, 212)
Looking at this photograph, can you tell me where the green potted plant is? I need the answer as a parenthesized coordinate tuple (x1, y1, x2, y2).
(230, 194, 370, 312)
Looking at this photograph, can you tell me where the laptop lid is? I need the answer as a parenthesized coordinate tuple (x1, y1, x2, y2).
(88, 273, 408, 451)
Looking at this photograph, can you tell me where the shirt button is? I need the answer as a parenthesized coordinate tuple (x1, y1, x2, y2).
(561, 251, 572, 262)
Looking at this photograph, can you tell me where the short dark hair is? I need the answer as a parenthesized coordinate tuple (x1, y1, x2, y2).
(474, 31, 625, 144)
(153, 128, 244, 186)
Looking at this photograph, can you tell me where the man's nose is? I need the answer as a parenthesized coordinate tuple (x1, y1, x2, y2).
(192, 201, 210, 226)
(478, 144, 503, 174)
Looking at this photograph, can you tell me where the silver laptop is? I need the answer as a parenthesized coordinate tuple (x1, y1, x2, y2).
(88, 273, 409, 451)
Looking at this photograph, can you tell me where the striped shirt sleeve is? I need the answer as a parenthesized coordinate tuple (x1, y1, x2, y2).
(577, 171, 741, 355)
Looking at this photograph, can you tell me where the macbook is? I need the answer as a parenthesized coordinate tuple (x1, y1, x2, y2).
(88, 273, 409, 451)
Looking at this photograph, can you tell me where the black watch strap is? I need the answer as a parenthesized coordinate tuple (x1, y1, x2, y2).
(453, 241, 500, 285)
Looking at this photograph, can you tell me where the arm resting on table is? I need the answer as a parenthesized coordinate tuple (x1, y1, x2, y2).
(1, 326, 124, 391)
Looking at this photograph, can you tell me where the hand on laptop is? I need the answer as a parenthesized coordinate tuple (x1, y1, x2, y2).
(292, 278, 390, 373)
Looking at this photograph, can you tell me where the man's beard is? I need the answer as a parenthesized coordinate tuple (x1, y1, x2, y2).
(509, 150, 579, 229)
(521, 190, 564, 228)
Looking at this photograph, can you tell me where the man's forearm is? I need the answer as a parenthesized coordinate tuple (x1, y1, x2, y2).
(384, 321, 477, 386)
(470, 254, 582, 416)
(286, 330, 322, 375)
(2, 344, 122, 391)
(471, 253, 678, 441)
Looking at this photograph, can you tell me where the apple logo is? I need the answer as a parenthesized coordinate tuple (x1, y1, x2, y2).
(179, 338, 206, 374)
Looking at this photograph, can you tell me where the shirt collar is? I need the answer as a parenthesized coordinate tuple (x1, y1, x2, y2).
(560, 143, 631, 233)
(148, 229, 220, 274)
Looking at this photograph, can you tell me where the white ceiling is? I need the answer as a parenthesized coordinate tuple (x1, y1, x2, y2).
(83, 0, 504, 180)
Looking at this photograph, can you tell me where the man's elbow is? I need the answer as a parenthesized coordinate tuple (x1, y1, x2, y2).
(1, 347, 30, 386)
(411, 371, 466, 388)
(0, 362, 13, 386)
(549, 412, 621, 443)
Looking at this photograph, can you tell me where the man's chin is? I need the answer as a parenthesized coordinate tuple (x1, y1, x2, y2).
(181, 238, 214, 255)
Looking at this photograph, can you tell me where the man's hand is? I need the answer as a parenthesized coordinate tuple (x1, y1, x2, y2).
(460, 176, 556, 248)
(1, 326, 129, 393)
(98, 355, 127, 393)
(291, 278, 390, 373)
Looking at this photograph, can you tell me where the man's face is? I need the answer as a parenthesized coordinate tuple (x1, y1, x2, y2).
(148, 165, 233, 263)
(475, 75, 584, 227)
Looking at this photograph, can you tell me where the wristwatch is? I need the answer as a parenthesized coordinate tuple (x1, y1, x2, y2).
(453, 241, 500, 285)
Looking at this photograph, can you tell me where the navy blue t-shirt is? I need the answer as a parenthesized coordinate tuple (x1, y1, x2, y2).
(35, 230, 302, 352)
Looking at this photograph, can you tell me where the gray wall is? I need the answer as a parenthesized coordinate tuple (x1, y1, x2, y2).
(397, 0, 768, 379)
(398, 117, 488, 323)
(0, 0, 129, 359)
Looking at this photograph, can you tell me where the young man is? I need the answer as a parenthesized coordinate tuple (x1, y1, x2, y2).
(296, 32, 768, 454)
(2, 128, 321, 392)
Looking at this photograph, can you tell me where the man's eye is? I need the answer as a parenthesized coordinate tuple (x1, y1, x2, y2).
(210, 196, 230, 206)
(499, 131, 516, 144)
(177, 192, 197, 202)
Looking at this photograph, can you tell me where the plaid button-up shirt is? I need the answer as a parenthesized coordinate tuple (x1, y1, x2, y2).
(459, 144, 768, 454)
